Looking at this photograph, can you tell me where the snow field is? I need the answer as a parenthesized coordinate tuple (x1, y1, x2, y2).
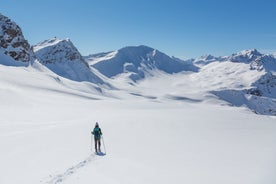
(0, 60, 276, 184)
(1, 96, 276, 184)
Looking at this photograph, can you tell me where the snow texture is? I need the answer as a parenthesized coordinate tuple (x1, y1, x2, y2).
(0, 56, 276, 184)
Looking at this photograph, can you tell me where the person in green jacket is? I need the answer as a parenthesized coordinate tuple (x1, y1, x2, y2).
(92, 122, 102, 153)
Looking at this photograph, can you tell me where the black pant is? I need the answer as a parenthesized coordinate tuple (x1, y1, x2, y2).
(94, 138, 101, 152)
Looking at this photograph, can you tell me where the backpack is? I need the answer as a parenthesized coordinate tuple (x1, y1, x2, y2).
(93, 127, 101, 139)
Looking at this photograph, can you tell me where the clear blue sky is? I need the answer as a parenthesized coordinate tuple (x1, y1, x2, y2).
(1, 0, 276, 59)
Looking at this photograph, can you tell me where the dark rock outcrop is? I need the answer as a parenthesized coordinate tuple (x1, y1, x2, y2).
(0, 13, 31, 62)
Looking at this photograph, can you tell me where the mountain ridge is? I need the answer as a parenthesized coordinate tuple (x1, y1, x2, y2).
(33, 37, 106, 84)
(86, 45, 199, 81)
(0, 12, 275, 115)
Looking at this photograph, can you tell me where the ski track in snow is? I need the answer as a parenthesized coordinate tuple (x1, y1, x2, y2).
(45, 153, 98, 184)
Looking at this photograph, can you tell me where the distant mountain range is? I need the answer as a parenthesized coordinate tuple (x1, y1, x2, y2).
(197, 49, 276, 115)
(0, 13, 275, 115)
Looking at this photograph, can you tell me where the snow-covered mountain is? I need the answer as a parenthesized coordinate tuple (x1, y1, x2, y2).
(0, 13, 275, 115)
(228, 49, 263, 63)
(33, 38, 105, 84)
(193, 49, 276, 115)
(0, 13, 32, 65)
(84, 47, 276, 115)
(0, 13, 106, 85)
(228, 49, 276, 71)
(192, 54, 225, 66)
(85, 45, 198, 81)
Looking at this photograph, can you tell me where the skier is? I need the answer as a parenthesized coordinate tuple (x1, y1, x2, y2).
(92, 122, 102, 153)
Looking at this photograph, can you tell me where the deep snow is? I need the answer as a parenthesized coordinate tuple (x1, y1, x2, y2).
(0, 62, 276, 184)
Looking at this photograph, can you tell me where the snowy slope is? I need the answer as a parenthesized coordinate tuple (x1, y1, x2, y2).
(0, 50, 114, 103)
(207, 50, 276, 115)
(95, 49, 276, 115)
(33, 38, 106, 84)
(86, 45, 198, 81)
(1, 59, 276, 184)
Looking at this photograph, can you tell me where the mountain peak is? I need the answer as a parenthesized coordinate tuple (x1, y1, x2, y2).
(33, 37, 83, 64)
(33, 37, 105, 84)
(89, 45, 198, 81)
(238, 49, 262, 57)
(0, 13, 31, 62)
(120, 45, 153, 50)
(229, 49, 263, 63)
(199, 54, 216, 61)
(117, 45, 155, 55)
(33, 37, 72, 52)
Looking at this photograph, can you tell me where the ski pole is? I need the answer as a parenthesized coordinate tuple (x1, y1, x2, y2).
(91, 133, 93, 152)
(101, 135, 106, 154)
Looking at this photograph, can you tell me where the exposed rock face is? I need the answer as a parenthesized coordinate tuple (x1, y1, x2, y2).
(33, 37, 105, 84)
(33, 38, 86, 65)
(0, 13, 31, 62)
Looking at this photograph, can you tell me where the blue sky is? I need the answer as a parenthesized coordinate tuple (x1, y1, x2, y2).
(1, 0, 276, 59)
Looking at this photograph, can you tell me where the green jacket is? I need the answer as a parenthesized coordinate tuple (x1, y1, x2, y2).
(92, 127, 102, 140)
